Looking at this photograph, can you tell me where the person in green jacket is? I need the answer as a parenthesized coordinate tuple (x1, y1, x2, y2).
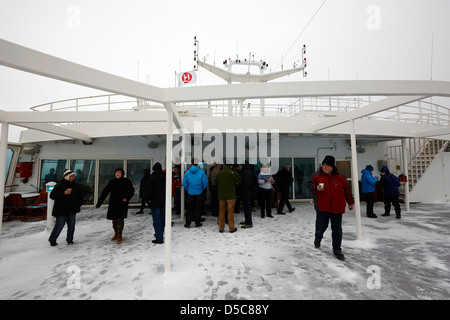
(215, 163, 242, 233)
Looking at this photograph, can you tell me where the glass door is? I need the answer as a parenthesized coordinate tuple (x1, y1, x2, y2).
(97, 159, 124, 204)
(336, 160, 352, 192)
(127, 159, 152, 203)
(293, 158, 316, 199)
(277, 157, 293, 198)
(70, 159, 96, 205)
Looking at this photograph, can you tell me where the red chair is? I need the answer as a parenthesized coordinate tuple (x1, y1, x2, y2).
(4, 193, 26, 221)
(22, 189, 48, 221)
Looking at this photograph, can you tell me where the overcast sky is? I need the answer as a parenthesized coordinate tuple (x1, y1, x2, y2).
(1, 0, 450, 141)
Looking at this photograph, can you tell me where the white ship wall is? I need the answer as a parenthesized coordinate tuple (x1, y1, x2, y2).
(13, 135, 384, 188)
(11, 135, 449, 203)
(409, 152, 450, 203)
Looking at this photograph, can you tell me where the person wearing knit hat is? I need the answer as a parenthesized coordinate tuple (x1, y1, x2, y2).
(322, 155, 336, 168)
(48, 169, 83, 246)
(361, 165, 378, 218)
(311, 155, 354, 261)
(64, 169, 75, 181)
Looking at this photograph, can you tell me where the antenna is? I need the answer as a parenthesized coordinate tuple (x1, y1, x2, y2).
(302, 44, 307, 77)
(194, 36, 199, 70)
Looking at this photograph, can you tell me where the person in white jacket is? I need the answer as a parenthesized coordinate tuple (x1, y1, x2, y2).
(257, 164, 275, 218)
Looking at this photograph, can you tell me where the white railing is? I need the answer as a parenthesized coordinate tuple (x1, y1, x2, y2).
(30, 94, 450, 126)
(386, 139, 449, 193)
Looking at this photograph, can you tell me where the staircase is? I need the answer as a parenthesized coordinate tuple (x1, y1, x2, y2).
(386, 139, 449, 200)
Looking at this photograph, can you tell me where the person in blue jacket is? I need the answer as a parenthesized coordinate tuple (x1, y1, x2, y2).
(361, 165, 378, 218)
(183, 163, 208, 228)
(380, 166, 401, 219)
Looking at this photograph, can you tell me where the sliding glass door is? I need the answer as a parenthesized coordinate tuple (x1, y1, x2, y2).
(126, 159, 152, 203)
(70, 159, 96, 205)
(97, 159, 124, 204)
(293, 158, 315, 199)
(276, 157, 315, 200)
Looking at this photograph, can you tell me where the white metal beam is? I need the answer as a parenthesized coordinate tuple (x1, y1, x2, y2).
(0, 38, 183, 130)
(198, 60, 305, 83)
(413, 126, 450, 139)
(3, 39, 450, 114)
(3, 110, 168, 123)
(14, 123, 92, 142)
(163, 81, 450, 103)
(313, 96, 427, 132)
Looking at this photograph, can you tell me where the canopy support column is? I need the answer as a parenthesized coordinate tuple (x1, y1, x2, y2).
(164, 109, 173, 272)
(180, 131, 185, 222)
(0, 122, 9, 246)
(350, 120, 363, 240)
(402, 139, 410, 212)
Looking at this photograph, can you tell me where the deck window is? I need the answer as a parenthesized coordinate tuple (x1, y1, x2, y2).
(40, 159, 68, 189)
(70, 159, 96, 205)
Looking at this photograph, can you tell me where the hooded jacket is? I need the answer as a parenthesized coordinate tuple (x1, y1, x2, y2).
(145, 163, 166, 208)
(275, 167, 294, 191)
(380, 166, 400, 195)
(183, 165, 208, 195)
(311, 167, 354, 214)
(96, 168, 135, 220)
(361, 169, 378, 193)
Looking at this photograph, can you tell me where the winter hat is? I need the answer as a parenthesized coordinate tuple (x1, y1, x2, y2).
(365, 165, 374, 171)
(380, 166, 390, 174)
(322, 155, 335, 167)
(153, 162, 162, 171)
(64, 169, 75, 181)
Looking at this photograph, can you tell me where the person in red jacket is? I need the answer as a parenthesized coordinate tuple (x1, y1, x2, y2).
(311, 155, 354, 261)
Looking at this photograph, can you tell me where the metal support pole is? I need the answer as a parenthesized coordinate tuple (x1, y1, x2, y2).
(180, 131, 185, 222)
(164, 109, 173, 272)
(350, 120, 363, 240)
(0, 122, 9, 246)
(401, 139, 410, 212)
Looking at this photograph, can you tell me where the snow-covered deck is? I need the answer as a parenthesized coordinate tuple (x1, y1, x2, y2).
(1, 202, 449, 300)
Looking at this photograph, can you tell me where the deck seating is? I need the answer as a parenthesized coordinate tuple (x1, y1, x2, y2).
(3, 193, 27, 221)
(22, 189, 48, 222)
(3, 190, 48, 222)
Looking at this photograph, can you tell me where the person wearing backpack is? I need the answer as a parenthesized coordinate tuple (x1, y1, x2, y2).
(380, 166, 401, 219)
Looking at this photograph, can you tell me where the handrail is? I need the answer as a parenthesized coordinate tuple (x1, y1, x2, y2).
(30, 93, 450, 126)
(387, 139, 449, 194)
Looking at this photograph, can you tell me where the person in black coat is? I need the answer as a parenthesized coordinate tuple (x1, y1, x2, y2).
(96, 168, 135, 243)
(240, 163, 255, 228)
(48, 169, 83, 246)
(380, 166, 401, 219)
(145, 162, 166, 244)
(136, 168, 150, 214)
(276, 164, 295, 214)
